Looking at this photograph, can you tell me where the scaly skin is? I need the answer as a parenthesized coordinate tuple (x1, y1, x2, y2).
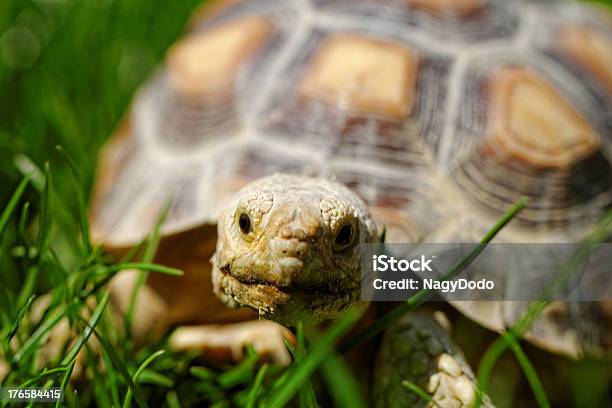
(374, 313, 494, 408)
(212, 174, 377, 326)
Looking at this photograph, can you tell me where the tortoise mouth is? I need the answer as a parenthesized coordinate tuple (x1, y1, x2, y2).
(215, 267, 361, 326)
(218, 268, 289, 307)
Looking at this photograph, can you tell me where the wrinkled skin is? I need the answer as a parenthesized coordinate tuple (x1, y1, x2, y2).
(212, 174, 378, 326)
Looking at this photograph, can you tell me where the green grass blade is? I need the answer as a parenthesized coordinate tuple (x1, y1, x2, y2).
(35, 163, 53, 255)
(99, 345, 122, 408)
(119, 237, 148, 263)
(16, 266, 40, 310)
(190, 366, 216, 381)
(91, 365, 114, 408)
(125, 201, 171, 337)
(0, 175, 30, 238)
(475, 336, 514, 407)
(5, 295, 35, 343)
(17, 201, 31, 244)
(298, 388, 318, 408)
(54, 145, 92, 254)
(122, 350, 165, 408)
(501, 332, 550, 408)
(17, 367, 69, 388)
(264, 308, 362, 408)
(319, 352, 367, 408)
(217, 346, 259, 389)
(61, 292, 110, 366)
(93, 330, 149, 408)
(12, 304, 70, 364)
(401, 380, 440, 408)
(245, 364, 269, 408)
(296, 321, 305, 357)
(137, 368, 174, 387)
(107, 262, 183, 276)
(341, 197, 527, 354)
(55, 360, 76, 408)
(294, 322, 319, 408)
(166, 391, 181, 408)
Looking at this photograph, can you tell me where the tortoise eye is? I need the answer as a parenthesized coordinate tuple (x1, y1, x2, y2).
(336, 224, 353, 245)
(238, 213, 252, 234)
(333, 220, 358, 252)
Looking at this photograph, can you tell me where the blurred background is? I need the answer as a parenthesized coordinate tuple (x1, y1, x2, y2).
(0, 0, 205, 290)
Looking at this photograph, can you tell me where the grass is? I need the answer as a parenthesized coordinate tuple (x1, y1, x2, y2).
(1, 0, 612, 406)
(401, 380, 438, 407)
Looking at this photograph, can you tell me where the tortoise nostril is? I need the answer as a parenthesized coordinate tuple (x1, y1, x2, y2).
(272, 238, 310, 260)
(280, 227, 293, 239)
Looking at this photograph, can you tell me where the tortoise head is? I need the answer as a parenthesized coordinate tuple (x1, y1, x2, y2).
(212, 174, 377, 326)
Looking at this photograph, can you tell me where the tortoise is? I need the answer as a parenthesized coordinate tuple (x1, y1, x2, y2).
(89, 0, 612, 405)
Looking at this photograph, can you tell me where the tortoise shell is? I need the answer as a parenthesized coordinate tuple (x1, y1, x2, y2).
(91, 0, 612, 356)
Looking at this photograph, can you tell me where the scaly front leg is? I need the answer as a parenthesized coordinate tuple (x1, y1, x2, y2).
(373, 311, 495, 408)
(169, 321, 295, 366)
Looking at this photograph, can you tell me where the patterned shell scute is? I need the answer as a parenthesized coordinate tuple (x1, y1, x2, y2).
(140, 0, 298, 149)
(450, 56, 612, 228)
(259, 26, 451, 169)
(312, 0, 520, 42)
(91, 0, 612, 249)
